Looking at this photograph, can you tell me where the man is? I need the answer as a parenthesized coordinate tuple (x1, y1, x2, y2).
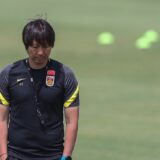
(0, 19, 79, 160)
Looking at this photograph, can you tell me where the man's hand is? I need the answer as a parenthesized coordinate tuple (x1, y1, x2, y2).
(0, 153, 8, 160)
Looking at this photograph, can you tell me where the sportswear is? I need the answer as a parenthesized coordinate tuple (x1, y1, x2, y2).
(0, 59, 79, 160)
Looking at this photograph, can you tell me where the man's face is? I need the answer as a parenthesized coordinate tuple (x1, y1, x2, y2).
(27, 40, 52, 67)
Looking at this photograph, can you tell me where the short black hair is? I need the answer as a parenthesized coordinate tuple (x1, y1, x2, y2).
(22, 19, 55, 49)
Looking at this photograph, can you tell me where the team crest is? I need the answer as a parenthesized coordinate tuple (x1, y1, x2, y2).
(46, 70, 56, 87)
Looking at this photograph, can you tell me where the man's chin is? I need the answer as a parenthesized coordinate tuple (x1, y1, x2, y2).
(34, 59, 47, 65)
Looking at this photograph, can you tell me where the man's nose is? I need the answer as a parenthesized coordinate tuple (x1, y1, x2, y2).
(37, 47, 45, 55)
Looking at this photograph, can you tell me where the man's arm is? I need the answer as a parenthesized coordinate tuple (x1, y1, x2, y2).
(63, 107, 79, 157)
(0, 104, 9, 160)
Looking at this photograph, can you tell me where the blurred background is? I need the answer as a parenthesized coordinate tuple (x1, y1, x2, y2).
(0, 0, 160, 159)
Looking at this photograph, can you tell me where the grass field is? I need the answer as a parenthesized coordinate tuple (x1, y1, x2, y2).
(0, 0, 160, 159)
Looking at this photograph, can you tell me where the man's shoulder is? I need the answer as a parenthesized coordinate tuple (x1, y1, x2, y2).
(12, 59, 26, 67)
(50, 59, 63, 66)
(0, 59, 26, 75)
(49, 59, 65, 72)
(0, 64, 14, 75)
(49, 59, 76, 77)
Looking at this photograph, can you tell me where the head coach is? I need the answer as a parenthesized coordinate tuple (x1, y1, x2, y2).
(0, 19, 79, 160)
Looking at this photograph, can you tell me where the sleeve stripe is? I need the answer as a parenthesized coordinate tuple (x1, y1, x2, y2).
(64, 85, 79, 108)
(0, 92, 9, 106)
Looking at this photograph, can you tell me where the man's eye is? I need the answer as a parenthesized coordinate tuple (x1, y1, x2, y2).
(32, 46, 38, 49)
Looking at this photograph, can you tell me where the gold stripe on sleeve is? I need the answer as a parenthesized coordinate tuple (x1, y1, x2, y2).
(64, 85, 79, 108)
(0, 92, 9, 106)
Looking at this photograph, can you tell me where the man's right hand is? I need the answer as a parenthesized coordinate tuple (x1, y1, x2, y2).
(0, 153, 8, 160)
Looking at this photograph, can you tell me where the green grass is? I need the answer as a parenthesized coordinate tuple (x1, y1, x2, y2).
(0, 0, 160, 159)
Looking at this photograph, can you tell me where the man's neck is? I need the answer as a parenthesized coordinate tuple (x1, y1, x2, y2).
(28, 59, 48, 69)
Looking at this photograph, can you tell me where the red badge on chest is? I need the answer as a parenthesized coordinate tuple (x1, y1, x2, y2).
(46, 70, 56, 87)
